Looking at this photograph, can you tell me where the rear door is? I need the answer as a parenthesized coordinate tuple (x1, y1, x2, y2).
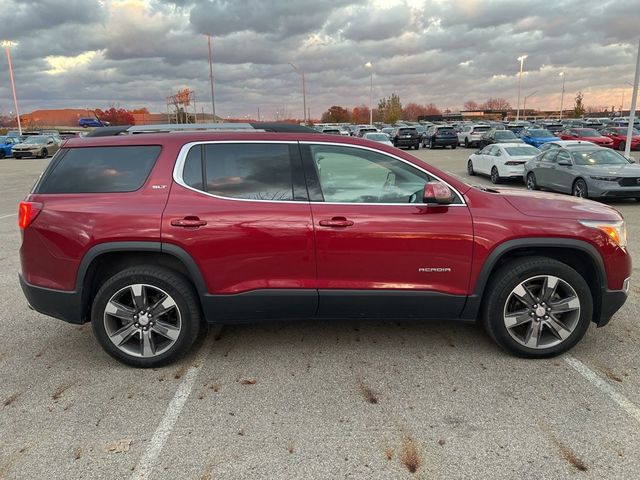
(301, 142, 473, 319)
(535, 150, 558, 187)
(163, 141, 317, 321)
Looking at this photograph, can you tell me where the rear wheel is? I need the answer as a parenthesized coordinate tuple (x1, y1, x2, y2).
(467, 159, 476, 176)
(0, 150, 5, 159)
(526, 172, 538, 190)
(414, 143, 420, 150)
(451, 144, 457, 149)
(91, 266, 201, 367)
(430, 139, 436, 149)
(482, 257, 592, 358)
(490, 167, 501, 184)
(464, 138, 470, 148)
(572, 179, 588, 198)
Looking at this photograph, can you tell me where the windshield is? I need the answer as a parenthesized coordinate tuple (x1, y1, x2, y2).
(24, 136, 47, 144)
(505, 146, 540, 156)
(571, 149, 629, 165)
(398, 128, 417, 134)
(0, 136, 9, 143)
(438, 127, 455, 132)
(414, 125, 426, 133)
(574, 128, 601, 137)
(365, 133, 389, 141)
(528, 129, 554, 137)
(495, 131, 517, 139)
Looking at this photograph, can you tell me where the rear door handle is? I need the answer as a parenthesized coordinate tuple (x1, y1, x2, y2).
(171, 217, 207, 228)
(319, 217, 354, 228)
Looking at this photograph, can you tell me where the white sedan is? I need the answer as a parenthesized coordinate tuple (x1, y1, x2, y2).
(363, 132, 393, 147)
(467, 143, 540, 184)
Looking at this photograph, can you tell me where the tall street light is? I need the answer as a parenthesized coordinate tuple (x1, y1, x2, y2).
(289, 63, 307, 124)
(523, 90, 538, 118)
(516, 55, 527, 121)
(206, 34, 216, 123)
(624, 39, 640, 160)
(2, 40, 21, 135)
(559, 72, 566, 120)
(365, 61, 373, 125)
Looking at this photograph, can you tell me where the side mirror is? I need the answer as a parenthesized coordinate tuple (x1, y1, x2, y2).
(423, 181, 454, 205)
(557, 159, 572, 166)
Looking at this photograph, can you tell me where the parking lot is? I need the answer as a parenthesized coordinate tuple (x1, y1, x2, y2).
(1, 148, 639, 479)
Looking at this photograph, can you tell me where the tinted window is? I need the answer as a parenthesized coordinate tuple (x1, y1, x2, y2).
(183, 143, 294, 200)
(505, 146, 540, 156)
(310, 144, 434, 204)
(495, 131, 517, 139)
(37, 146, 160, 193)
(570, 149, 629, 165)
(541, 151, 558, 162)
(398, 128, 417, 135)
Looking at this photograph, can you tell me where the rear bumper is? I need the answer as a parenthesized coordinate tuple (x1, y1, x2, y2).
(19, 274, 84, 324)
(433, 138, 457, 146)
(395, 138, 420, 146)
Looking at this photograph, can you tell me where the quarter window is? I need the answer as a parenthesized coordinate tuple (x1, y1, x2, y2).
(309, 144, 435, 204)
(182, 143, 294, 201)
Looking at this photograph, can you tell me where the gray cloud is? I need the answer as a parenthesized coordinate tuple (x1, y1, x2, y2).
(0, 0, 638, 119)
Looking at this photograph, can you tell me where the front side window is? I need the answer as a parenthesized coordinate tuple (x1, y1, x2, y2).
(309, 144, 435, 204)
(182, 143, 294, 201)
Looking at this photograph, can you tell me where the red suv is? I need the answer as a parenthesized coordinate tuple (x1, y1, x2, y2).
(18, 125, 631, 367)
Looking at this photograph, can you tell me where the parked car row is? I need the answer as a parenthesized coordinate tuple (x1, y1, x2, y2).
(0, 131, 64, 159)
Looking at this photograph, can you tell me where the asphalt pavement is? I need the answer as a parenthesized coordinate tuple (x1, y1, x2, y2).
(0, 149, 639, 480)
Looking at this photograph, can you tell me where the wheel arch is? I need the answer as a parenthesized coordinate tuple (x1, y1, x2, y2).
(461, 238, 605, 324)
(76, 242, 207, 323)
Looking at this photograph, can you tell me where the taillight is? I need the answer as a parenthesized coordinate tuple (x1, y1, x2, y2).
(18, 201, 42, 230)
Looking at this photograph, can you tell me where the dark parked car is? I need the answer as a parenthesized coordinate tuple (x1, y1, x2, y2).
(478, 129, 523, 148)
(524, 145, 640, 199)
(391, 127, 421, 149)
(19, 124, 631, 366)
(423, 125, 458, 149)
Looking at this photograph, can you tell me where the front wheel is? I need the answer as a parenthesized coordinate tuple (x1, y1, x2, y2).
(482, 257, 592, 358)
(572, 179, 588, 198)
(91, 266, 202, 367)
(40, 148, 48, 158)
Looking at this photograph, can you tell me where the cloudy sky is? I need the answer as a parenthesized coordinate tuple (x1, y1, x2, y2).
(0, 0, 639, 120)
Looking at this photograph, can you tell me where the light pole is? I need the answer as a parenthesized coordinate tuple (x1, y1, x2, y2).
(289, 63, 307, 124)
(624, 39, 640, 160)
(559, 72, 566, 120)
(516, 55, 527, 122)
(523, 90, 537, 119)
(206, 34, 216, 123)
(365, 62, 373, 125)
(2, 40, 21, 135)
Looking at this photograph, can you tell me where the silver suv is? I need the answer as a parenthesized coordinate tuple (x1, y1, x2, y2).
(458, 124, 491, 148)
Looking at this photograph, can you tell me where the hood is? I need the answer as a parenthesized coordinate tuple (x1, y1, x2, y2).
(495, 188, 621, 221)
(581, 136, 611, 143)
(14, 143, 41, 148)
(575, 163, 640, 176)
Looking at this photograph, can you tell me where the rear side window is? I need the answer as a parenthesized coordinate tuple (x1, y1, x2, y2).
(181, 143, 294, 201)
(37, 146, 160, 193)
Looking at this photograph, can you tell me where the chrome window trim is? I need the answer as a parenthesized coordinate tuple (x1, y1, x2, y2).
(173, 140, 467, 206)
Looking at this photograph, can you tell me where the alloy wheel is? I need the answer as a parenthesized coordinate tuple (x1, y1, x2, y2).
(103, 283, 182, 358)
(503, 275, 581, 349)
(573, 180, 587, 198)
(526, 173, 536, 190)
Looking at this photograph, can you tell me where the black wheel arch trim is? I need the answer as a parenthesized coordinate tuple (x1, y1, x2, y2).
(460, 237, 607, 320)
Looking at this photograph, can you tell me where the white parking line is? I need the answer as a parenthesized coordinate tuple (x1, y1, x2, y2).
(130, 349, 208, 480)
(565, 355, 640, 424)
(0, 213, 17, 220)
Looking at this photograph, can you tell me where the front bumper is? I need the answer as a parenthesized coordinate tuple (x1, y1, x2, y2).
(19, 274, 84, 324)
(588, 179, 640, 198)
(596, 279, 630, 327)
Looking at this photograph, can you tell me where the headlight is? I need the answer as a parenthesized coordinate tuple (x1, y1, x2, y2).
(579, 220, 627, 248)
(590, 176, 619, 181)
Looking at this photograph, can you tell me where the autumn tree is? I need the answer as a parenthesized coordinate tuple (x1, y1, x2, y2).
(351, 105, 371, 124)
(94, 107, 136, 125)
(424, 103, 441, 115)
(573, 92, 585, 118)
(377, 93, 403, 123)
(402, 103, 426, 121)
(481, 97, 511, 110)
(321, 105, 350, 123)
(463, 100, 480, 110)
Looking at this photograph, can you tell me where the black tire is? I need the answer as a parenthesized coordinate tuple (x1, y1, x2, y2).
(430, 139, 436, 149)
(414, 143, 419, 150)
(618, 141, 626, 151)
(467, 159, 476, 176)
(490, 167, 501, 184)
(526, 172, 538, 190)
(0, 150, 5, 159)
(572, 178, 588, 198)
(481, 256, 593, 358)
(91, 266, 201, 367)
(451, 144, 457, 149)
(464, 138, 470, 148)
(41, 148, 48, 158)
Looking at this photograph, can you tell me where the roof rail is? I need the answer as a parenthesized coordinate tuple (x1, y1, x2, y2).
(83, 122, 318, 137)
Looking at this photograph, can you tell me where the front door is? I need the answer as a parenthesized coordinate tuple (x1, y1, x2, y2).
(301, 143, 474, 319)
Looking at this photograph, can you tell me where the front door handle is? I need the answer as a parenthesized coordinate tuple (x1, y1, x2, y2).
(319, 217, 354, 228)
(171, 217, 207, 228)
